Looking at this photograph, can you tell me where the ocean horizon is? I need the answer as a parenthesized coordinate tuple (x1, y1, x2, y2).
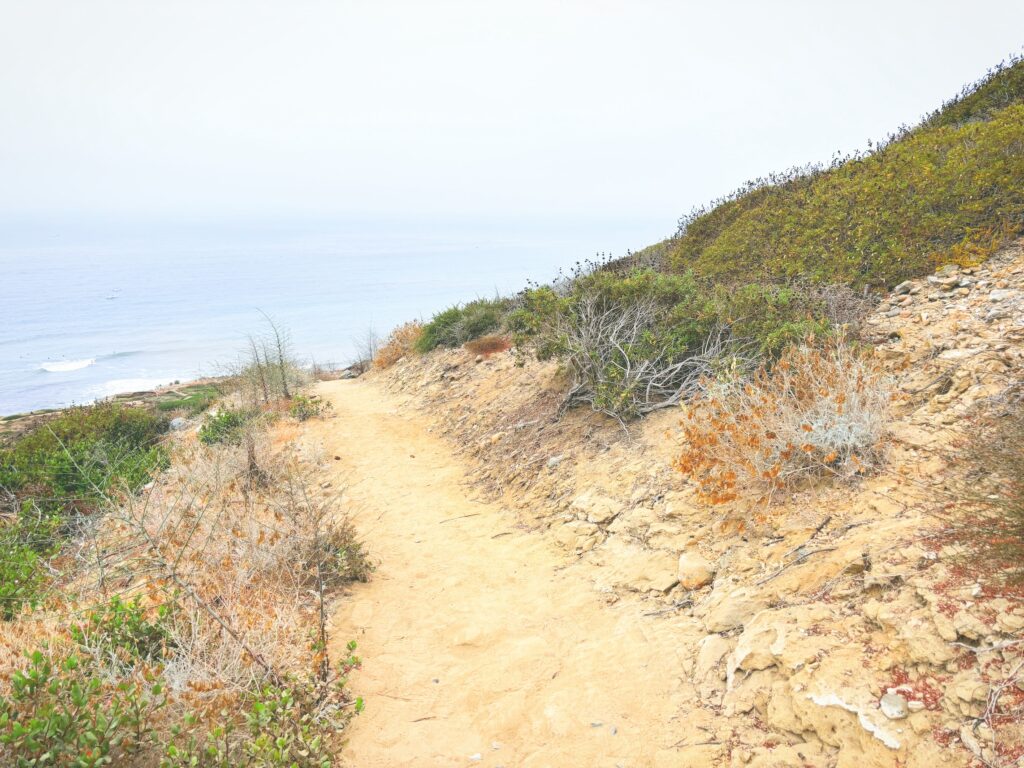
(0, 216, 666, 416)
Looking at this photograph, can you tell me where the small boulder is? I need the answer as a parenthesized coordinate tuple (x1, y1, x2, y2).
(879, 693, 908, 720)
(892, 280, 914, 295)
(169, 417, 188, 432)
(678, 551, 715, 590)
(989, 288, 1019, 302)
(571, 491, 622, 524)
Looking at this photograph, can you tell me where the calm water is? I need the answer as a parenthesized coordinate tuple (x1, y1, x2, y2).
(0, 218, 664, 415)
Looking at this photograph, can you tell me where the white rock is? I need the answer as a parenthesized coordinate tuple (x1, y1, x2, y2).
(879, 692, 908, 720)
(989, 288, 1019, 302)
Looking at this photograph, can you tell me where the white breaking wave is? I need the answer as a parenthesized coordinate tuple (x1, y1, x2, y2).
(39, 358, 96, 372)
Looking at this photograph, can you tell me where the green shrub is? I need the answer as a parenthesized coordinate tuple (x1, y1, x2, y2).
(71, 595, 173, 663)
(156, 386, 219, 415)
(0, 540, 47, 621)
(162, 679, 360, 768)
(0, 405, 169, 619)
(416, 298, 511, 353)
(289, 395, 331, 422)
(667, 62, 1024, 287)
(924, 55, 1024, 129)
(0, 403, 168, 514)
(514, 267, 844, 419)
(198, 409, 252, 446)
(0, 651, 166, 767)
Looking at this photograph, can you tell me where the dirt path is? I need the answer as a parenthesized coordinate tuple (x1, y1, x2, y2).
(308, 379, 692, 768)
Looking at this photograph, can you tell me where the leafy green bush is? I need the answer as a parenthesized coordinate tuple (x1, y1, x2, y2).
(289, 395, 331, 422)
(162, 678, 361, 768)
(513, 267, 843, 419)
(0, 651, 166, 767)
(416, 298, 511, 353)
(71, 595, 173, 663)
(0, 405, 168, 619)
(198, 409, 253, 446)
(156, 385, 220, 414)
(667, 61, 1024, 287)
(0, 404, 168, 513)
(0, 542, 47, 621)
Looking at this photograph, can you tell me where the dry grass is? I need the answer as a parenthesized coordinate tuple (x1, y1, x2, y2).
(941, 391, 1024, 585)
(464, 334, 511, 357)
(675, 337, 891, 505)
(0, 426, 370, 763)
(373, 322, 423, 370)
(87, 438, 369, 688)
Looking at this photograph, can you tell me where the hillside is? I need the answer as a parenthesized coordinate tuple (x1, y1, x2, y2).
(663, 57, 1024, 287)
(353, 238, 1024, 766)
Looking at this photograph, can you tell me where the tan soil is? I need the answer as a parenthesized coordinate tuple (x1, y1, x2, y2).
(308, 378, 693, 768)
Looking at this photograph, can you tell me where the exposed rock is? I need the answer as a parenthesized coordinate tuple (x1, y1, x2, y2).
(880, 693, 909, 720)
(169, 417, 188, 431)
(989, 288, 1019, 302)
(945, 669, 989, 717)
(571, 491, 622, 524)
(594, 537, 678, 593)
(694, 633, 734, 684)
(677, 551, 715, 590)
(702, 587, 769, 633)
(804, 691, 901, 749)
(552, 520, 600, 553)
(893, 280, 914, 295)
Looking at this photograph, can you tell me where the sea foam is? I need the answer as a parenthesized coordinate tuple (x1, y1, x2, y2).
(39, 358, 96, 372)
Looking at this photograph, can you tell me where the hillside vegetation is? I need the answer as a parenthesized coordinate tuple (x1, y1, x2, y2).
(667, 57, 1024, 287)
(0, 328, 366, 767)
(395, 57, 1024, 426)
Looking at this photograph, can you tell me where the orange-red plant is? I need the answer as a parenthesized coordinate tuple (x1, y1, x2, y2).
(464, 334, 511, 357)
(373, 322, 423, 370)
(675, 338, 891, 503)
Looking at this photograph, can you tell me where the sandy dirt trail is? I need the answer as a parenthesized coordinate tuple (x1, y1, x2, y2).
(308, 379, 691, 768)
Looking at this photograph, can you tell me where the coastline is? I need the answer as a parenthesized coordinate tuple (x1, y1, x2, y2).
(0, 375, 229, 438)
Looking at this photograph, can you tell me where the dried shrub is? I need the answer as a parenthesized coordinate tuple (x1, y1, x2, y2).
(942, 393, 1024, 584)
(464, 335, 511, 357)
(549, 292, 739, 421)
(373, 322, 423, 370)
(675, 338, 891, 503)
(93, 439, 371, 691)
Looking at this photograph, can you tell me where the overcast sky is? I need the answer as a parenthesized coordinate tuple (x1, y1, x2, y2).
(1, 1, 1022, 232)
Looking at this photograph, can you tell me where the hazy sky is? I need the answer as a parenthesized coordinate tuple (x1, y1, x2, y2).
(2, 1, 1022, 230)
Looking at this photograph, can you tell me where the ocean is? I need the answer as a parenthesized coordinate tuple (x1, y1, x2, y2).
(0, 217, 665, 415)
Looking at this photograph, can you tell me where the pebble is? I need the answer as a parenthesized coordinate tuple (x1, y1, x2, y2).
(990, 288, 1018, 302)
(880, 693, 909, 720)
